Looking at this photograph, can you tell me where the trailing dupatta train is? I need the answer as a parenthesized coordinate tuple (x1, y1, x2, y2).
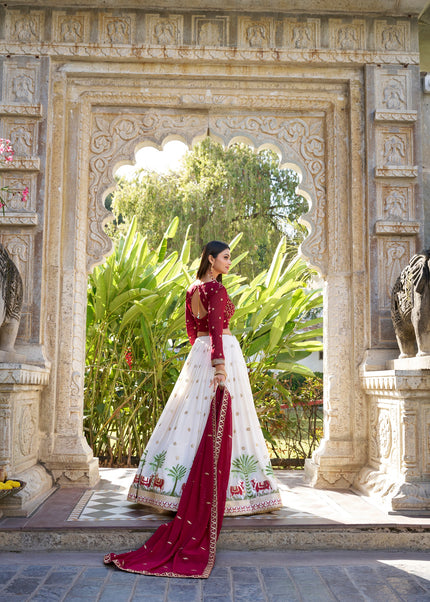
(104, 385, 232, 578)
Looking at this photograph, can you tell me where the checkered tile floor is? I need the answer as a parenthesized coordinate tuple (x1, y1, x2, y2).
(66, 467, 430, 525)
(67, 489, 169, 522)
(67, 469, 332, 523)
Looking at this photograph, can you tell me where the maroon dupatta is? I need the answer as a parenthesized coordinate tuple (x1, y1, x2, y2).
(104, 385, 233, 578)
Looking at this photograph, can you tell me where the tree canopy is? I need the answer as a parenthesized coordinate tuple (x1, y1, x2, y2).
(109, 138, 308, 278)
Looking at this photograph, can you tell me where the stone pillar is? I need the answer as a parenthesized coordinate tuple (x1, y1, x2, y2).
(355, 360, 430, 511)
(0, 363, 53, 517)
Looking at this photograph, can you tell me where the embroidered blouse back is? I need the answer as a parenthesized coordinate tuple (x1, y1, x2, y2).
(185, 280, 235, 365)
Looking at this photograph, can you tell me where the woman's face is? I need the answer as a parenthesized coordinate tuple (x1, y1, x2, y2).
(210, 248, 231, 276)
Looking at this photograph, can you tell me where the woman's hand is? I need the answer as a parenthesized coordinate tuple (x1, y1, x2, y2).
(211, 365, 226, 391)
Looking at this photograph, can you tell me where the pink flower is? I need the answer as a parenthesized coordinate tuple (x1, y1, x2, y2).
(22, 187, 29, 203)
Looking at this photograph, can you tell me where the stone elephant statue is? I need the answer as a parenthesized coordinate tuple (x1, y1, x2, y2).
(0, 243, 23, 357)
(391, 249, 430, 358)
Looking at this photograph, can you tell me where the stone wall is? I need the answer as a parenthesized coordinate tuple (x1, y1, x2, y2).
(0, 1, 428, 514)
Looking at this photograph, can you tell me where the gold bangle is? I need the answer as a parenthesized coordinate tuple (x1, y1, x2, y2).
(215, 371, 226, 377)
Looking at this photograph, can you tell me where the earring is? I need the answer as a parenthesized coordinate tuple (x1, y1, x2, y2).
(210, 264, 215, 280)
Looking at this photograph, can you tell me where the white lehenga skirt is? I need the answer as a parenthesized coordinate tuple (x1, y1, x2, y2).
(127, 335, 283, 516)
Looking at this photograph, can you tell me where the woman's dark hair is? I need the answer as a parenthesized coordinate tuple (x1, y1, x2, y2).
(197, 240, 230, 283)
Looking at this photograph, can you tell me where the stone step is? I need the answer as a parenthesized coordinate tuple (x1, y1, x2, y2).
(2, 524, 430, 553)
(2, 469, 430, 553)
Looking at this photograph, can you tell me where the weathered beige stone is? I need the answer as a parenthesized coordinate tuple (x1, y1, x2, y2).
(0, 1, 428, 516)
(355, 363, 430, 511)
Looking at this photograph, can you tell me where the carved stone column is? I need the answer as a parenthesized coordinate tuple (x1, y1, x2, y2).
(0, 363, 53, 517)
(355, 362, 430, 511)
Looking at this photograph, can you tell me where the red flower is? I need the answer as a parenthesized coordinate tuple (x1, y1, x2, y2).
(125, 348, 133, 369)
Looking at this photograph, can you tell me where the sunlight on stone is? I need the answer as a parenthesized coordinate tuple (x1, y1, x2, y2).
(116, 140, 188, 179)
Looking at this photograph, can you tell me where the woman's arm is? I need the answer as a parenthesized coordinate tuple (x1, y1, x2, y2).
(206, 282, 227, 366)
(185, 296, 198, 345)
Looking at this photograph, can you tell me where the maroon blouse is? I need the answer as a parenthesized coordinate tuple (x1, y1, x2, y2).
(185, 280, 235, 365)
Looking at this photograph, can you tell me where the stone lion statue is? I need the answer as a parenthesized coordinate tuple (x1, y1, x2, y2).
(0, 243, 23, 357)
(391, 249, 430, 358)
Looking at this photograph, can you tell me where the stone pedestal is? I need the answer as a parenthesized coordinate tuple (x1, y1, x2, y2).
(355, 362, 430, 512)
(0, 364, 54, 517)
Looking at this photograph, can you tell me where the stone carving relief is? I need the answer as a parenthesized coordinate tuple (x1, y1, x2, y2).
(192, 16, 229, 47)
(378, 239, 414, 310)
(87, 109, 326, 274)
(374, 182, 418, 236)
(425, 407, 430, 474)
(18, 404, 36, 458)
(402, 407, 418, 475)
(3, 64, 39, 106)
(382, 78, 407, 111)
(53, 13, 90, 44)
(146, 15, 183, 46)
(238, 17, 275, 48)
(0, 399, 11, 455)
(6, 121, 37, 157)
(383, 135, 406, 166)
(329, 20, 365, 50)
(7, 12, 43, 43)
(383, 188, 408, 220)
(376, 127, 415, 177)
(101, 15, 134, 45)
(375, 21, 410, 52)
(369, 403, 397, 466)
(284, 19, 320, 49)
(11, 75, 35, 104)
(0, 174, 34, 212)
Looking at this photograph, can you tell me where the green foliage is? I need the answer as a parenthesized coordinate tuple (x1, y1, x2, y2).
(84, 220, 323, 465)
(111, 138, 308, 279)
(264, 375, 324, 462)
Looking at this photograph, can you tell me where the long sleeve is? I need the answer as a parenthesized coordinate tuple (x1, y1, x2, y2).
(185, 296, 197, 346)
(206, 283, 227, 366)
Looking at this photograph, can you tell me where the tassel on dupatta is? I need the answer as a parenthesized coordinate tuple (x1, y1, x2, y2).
(104, 385, 233, 578)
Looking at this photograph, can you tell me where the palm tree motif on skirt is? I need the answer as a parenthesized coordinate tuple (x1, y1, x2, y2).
(264, 461, 274, 477)
(167, 464, 187, 496)
(149, 450, 167, 492)
(231, 454, 258, 498)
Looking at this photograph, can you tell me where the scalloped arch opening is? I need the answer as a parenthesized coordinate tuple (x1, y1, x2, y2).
(108, 131, 315, 274)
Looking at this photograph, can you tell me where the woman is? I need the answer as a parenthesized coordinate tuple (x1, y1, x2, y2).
(105, 241, 282, 577)
(127, 240, 282, 516)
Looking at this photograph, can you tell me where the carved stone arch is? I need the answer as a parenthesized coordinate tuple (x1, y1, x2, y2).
(87, 109, 326, 275)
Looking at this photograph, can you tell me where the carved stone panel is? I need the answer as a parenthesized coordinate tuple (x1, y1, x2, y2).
(378, 238, 415, 311)
(3, 61, 39, 105)
(375, 126, 416, 177)
(0, 173, 35, 213)
(238, 17, 275, 48)
(374, 21, 410, 52)
(6, 11, 44, 44)
(52, 12, 91, 44)
(329, 20, 366, 51)
(424, 406, 430, 475)
(191, 16, 229, 47)
(3, 119, 38, 158)
(283, 18, 320, 49)
(100, 13, 135, 45)
(0, 397, 11, 480)
(374, 183, 419, 236)
(146, 14, 184, 46)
